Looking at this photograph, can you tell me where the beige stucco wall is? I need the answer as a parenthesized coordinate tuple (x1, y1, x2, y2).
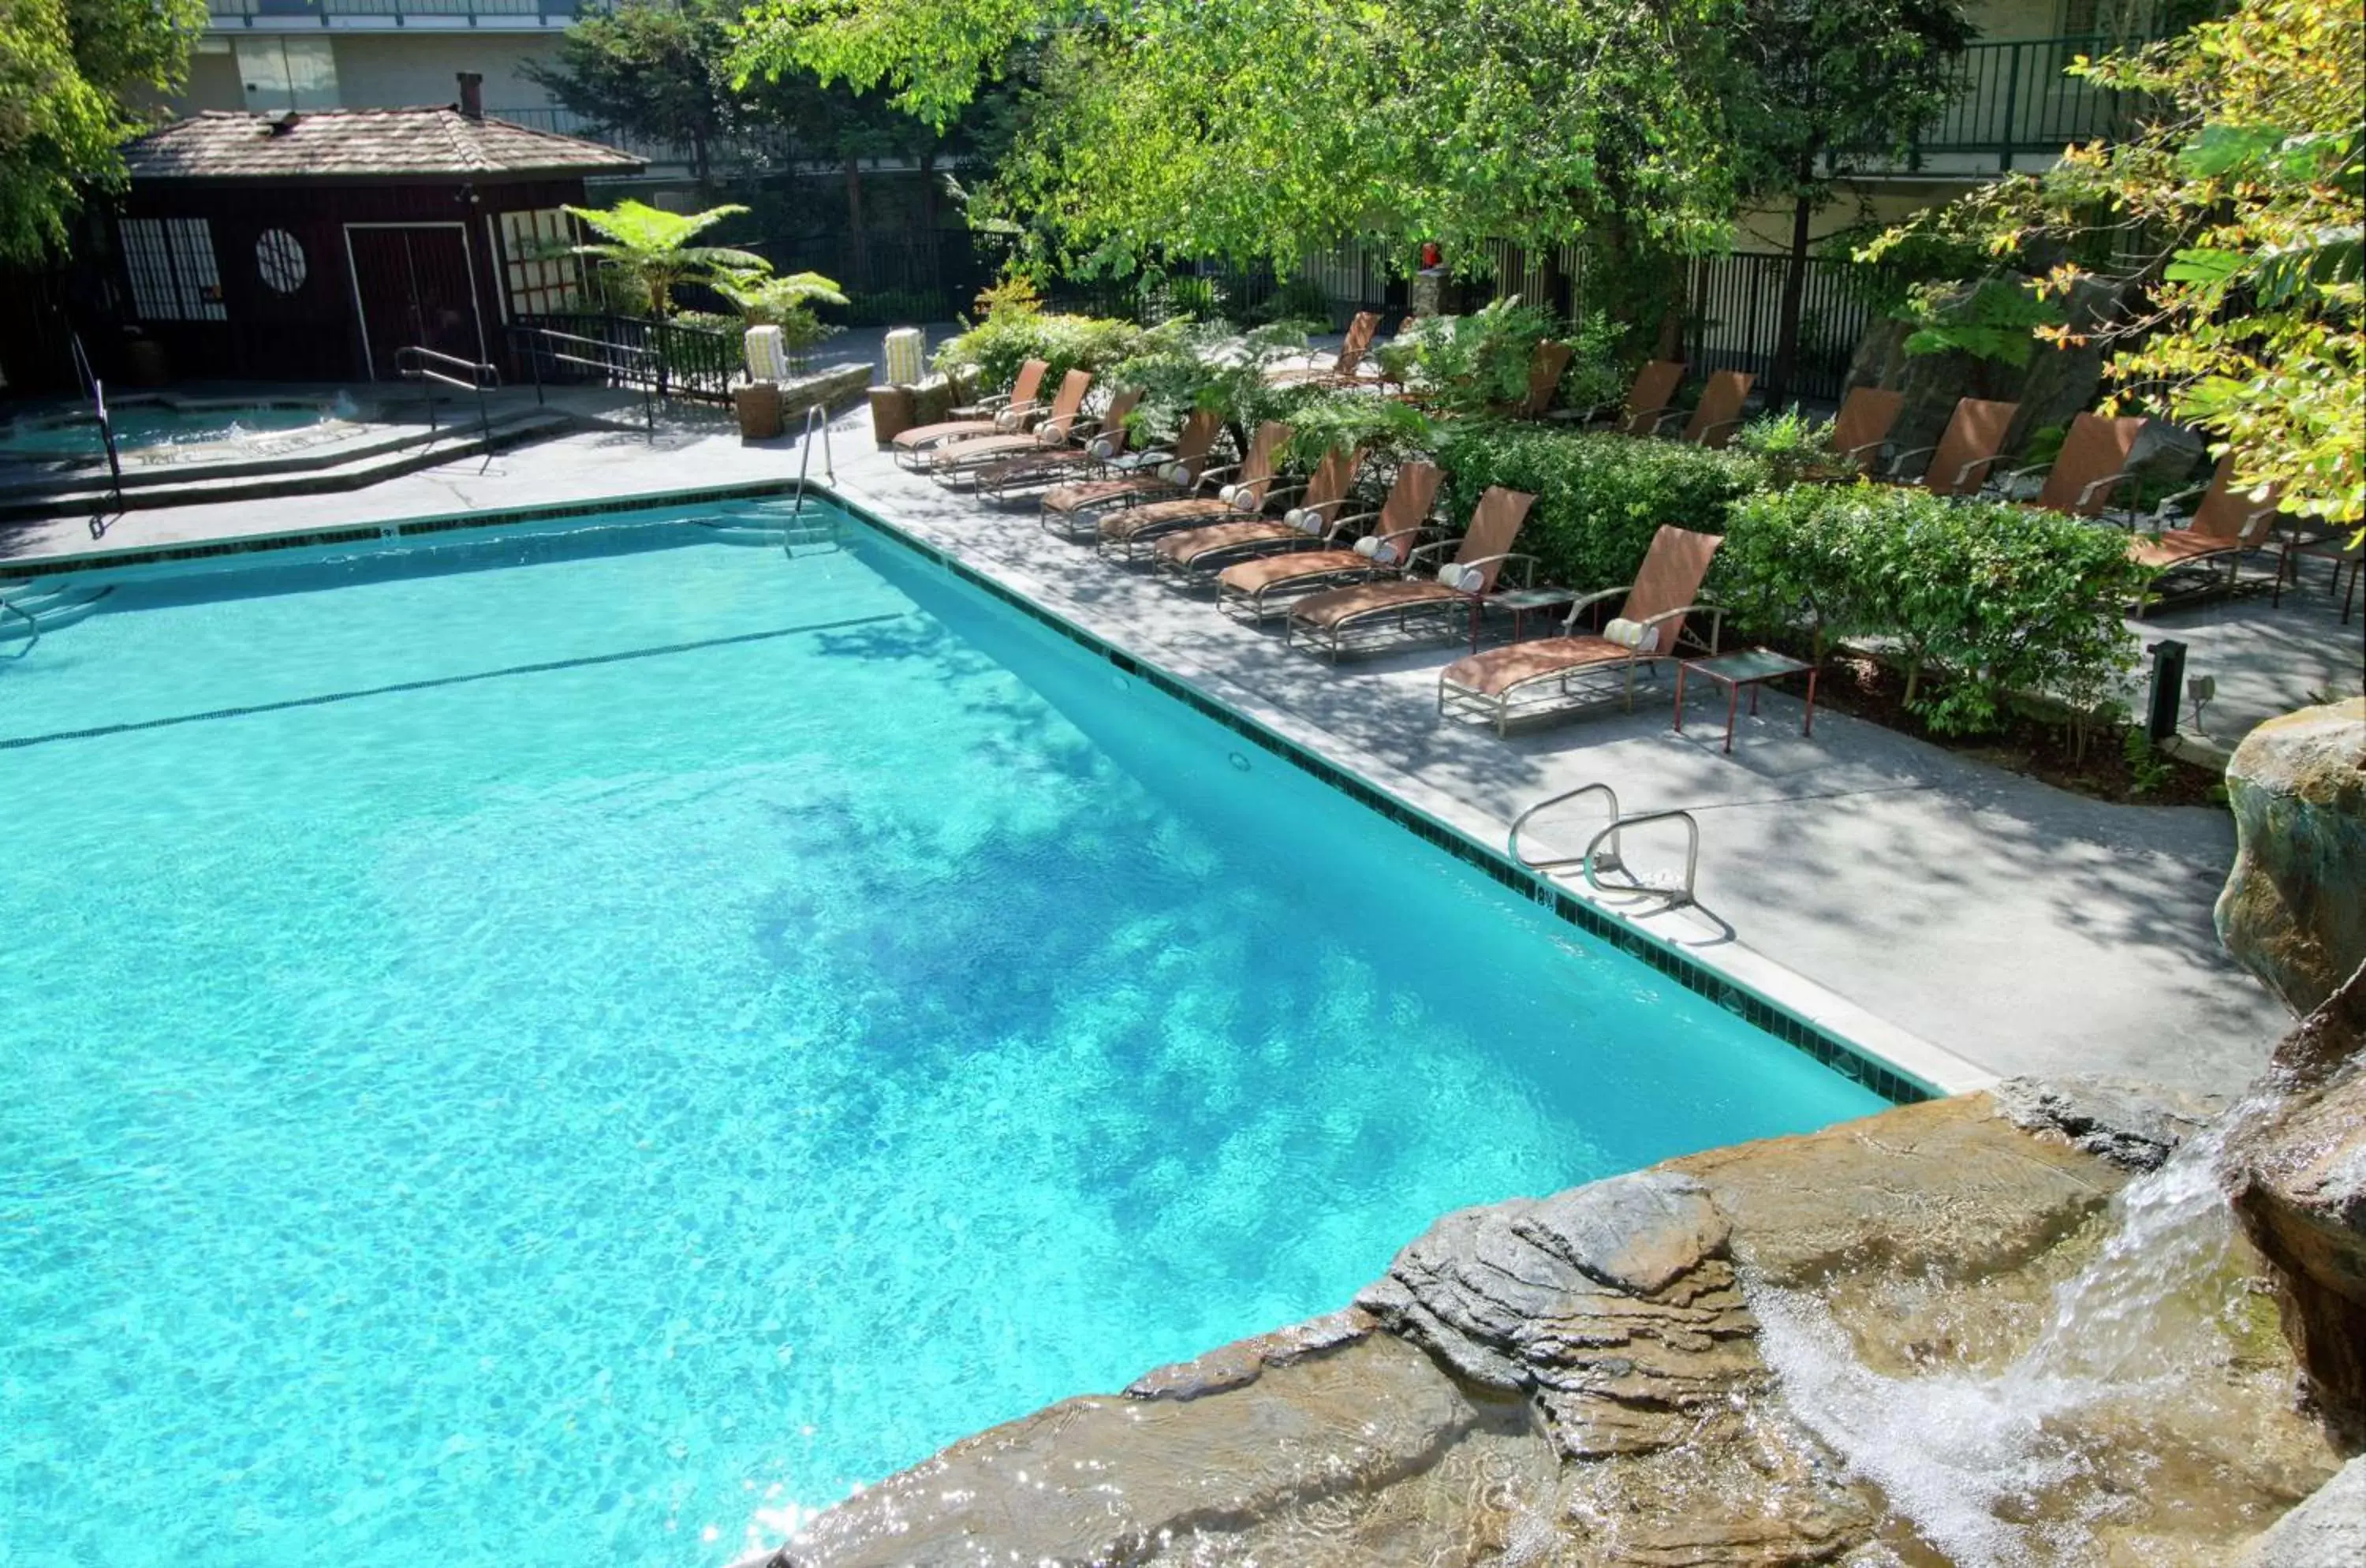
(327, 34, 565, 114)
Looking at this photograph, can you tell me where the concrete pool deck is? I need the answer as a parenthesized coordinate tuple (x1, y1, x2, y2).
(6, 390, 2353, 1099)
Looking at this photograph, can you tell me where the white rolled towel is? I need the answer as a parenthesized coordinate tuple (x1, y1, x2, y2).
(1353, 535, 1401, 565)
(1603, 616, 1658, 651)
(1285, 506, 1323, 535)
(1439, 562, 1489, 593)
(1087, 437, 1118, 461)
(1159, 461, 1192, 485)
(994, 408, 1024, 432)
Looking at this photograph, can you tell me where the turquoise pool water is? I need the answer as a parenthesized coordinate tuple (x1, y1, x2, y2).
(0, 503, 1886, 1566)
(0, 400, 331, 462)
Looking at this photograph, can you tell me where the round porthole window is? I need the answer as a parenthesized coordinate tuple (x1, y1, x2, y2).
(256, 228, 307, 293)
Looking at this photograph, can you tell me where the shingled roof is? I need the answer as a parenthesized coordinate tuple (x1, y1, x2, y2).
(122, 108, 646, 183)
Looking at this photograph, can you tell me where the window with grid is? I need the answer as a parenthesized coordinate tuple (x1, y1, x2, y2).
(120, 218, 229, 323)
(499, 209, 584, 317)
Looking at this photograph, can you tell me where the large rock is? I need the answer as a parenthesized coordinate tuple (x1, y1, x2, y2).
(2217, 699, 2366, 1019)
(1991, 1073, 2226, 1171)
(2222, 963, 2366, 1444)
(2233, 1455, 2366, 1567)
(1845, 273, 2124, 462)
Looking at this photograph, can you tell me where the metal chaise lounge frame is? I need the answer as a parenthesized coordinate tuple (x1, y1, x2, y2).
(1148, 444, 1364, 584)
(924, 368, 1095, 484)
(1038, 409, 1223, 541)
(1437, 524, 1726, 735)
(890, 358, 1051, 468)
(1267, 311, 1383, 387)
(976, 388, 1143, 502)
(1886, 396, 2019, 496)
(1987, 409, 2147, 523)
(1095, 420, 1292, 565)
(2130, 454, 2284, 613)
(1213, 461, 1446, 622)
(1283, 485, 1539, 661)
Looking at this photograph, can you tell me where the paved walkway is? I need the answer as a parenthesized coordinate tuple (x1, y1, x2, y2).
(11, 386, 2347, 1099)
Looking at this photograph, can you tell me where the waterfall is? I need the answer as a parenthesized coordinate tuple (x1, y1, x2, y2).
(1752, 1118, 2249, 1567)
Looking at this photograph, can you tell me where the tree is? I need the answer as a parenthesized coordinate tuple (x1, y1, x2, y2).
(0, 0, 203, 265)
(735, 0, 1741, 345)
(563, 200, 771, 316)
(523, 0, 735, 182)
(1726, 0, 1972, 401)
(1877, 0, 2363, 526)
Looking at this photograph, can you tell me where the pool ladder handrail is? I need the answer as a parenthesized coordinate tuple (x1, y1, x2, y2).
(789, 402, 836, 537)
(1508, 782, 1700, 909)
(0, 594, 39, 658)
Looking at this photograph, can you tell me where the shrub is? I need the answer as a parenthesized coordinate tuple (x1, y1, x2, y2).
(1377, 300, 1566, 418)
(1249, 274, 1339, 328)
(1101, 320, 1311, 445)
(1733, 405, 1847, 486)
(1264, 386, 1435, 471)
(932, 312, 1151, 394)
(1431, 424, 1767, 591)
(1722, 483, 2150, 736)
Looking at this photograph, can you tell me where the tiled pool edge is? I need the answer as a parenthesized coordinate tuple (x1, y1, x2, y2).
(24, 476, 1979, 1104)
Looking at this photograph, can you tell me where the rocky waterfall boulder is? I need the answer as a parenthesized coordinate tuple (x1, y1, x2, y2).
(2217, 698, 2366, 1021)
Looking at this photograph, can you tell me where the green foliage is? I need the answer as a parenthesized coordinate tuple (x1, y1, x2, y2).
(931, 310, 1152, 394)
(971, 271, 1043, 319)
(716, 268, 849, 320)
(1733, 405, 1846, 485)
(1252, 274, 1338, 328)
(564, 200, 771, 317)
(1262, 386, 1435, 472)
(1888, 0, 2363, 526)
(1095, 320, 1309, 442)
(524, 0, 736, 180)
(1140, 273, 1229, 326)
(1381, 301, 1569, 419)
(1897, 278, 2068, 368)
(2122, 729, 2178, 796)
(1720, 483, 2149, 734)
(840, 287, 950, 326)
(1431, 424, 1767, 592)
(0, 0, 203, 264)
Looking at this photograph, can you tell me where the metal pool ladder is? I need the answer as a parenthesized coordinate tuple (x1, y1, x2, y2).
(789, 404, 836, 521)
(1509, 782, 1700, 909)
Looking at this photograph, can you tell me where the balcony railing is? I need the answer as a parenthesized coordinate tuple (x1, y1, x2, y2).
(1897, 34, 2157, 171)
(492, 106, 793, 172)
(204, 0, 606, 24)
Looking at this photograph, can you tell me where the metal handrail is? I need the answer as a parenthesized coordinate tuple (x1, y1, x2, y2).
(789, 402, 836, 540)
(1582, 810, 1700, 909)
(511, 323, 661, 437)
(1508, 782, 1621, 872)
(0, 595, 40, 658)
(394, 345, 498, 450)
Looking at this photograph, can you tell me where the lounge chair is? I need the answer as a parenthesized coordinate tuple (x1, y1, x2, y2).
(2129, 455, 2283, 610)
(1993, 410, 2146, 521)
(1886, 396, 2019, 497)
(1097, 421, 1293, 563)
(1438, 525, 1725, 734)
(1267, 312, 1382, 386)
(890, 358, 1050, 467)
(1670, 370, 1753, 448)
(1215, 461, 1446, 622)
(976, 390, 1143, 501)
(1285, 486, 1538, 660)
(1830, 386, 1905, 474)
(1039, 409, 1222, 539)
(924, 369, 1094, 483)
(1149, 445, 1363, 583)
(1556, 360, 1686, 434)
(1515, 341, 1576, 418)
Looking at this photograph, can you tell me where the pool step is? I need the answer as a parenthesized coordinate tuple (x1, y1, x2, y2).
(691, 514, 845, 553)
(0, 409, 578, 525)
(0, 581, 109, 641)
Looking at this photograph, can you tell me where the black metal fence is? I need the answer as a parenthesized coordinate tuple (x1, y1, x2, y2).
(1681, 253, 1896, 406)
(509, 312, 742, 401)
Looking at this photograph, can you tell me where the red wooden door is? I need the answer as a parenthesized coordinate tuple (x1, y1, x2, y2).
(345, 226, 483, 380)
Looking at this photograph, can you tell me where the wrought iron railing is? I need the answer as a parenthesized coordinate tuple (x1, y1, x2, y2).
(1894, 34, 2160, 170)
(511, 312, 741, 403)
(204, 0, 600, 23)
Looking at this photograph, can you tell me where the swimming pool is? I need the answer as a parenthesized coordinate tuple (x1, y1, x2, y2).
(0, 500, 1888, 1566)
(0, 397, 338, 464)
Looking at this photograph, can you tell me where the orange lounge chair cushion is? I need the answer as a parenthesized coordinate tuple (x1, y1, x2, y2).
(1100, 497, 1230, 540)
(930, 432, 1046, 465)
(1292, 578, 1468, 629)
(892, 418, 1002, 451)
(1154, 520, 1302, 563)
(1218, 551, 1369, 594)
(1046, 476, 1162, 514)
(1442, 636, 1636, 697)
(2130, 531, 2244, 569)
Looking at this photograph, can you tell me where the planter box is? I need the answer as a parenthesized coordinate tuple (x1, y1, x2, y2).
(868, 386, 918, 445)
(733, 383, 783, 441)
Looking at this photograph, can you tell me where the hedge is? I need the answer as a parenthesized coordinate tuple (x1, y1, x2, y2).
(1431, 424, 1767, 591)
(931, 312, 1152, 395)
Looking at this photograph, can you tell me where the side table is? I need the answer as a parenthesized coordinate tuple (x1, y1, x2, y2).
(1674, 648, 1819, 754)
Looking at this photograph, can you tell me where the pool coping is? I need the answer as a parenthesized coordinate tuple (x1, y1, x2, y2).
(16, 476, 1993, 1103)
